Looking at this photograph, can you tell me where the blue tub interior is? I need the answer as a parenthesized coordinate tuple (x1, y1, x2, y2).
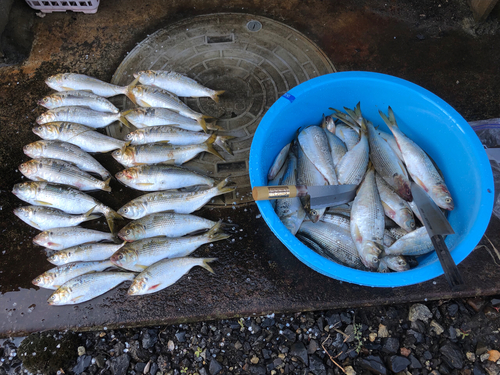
(248, 71, 494, 287)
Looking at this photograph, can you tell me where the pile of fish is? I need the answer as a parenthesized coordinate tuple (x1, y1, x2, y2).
(269, 103, 454, 272)
(12, 71, 236, 305)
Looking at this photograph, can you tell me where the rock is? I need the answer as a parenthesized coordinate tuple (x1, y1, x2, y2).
(382, 338, 399, 354)
(388, 355, 410, 373)
(95, 354, 105, 369)
(488, 350, 500, 362)
(234, 341, 242, 350)
(150, 361, 158, 375)
(344, 325, 355, 343)
(326, 313, 341, 327)
(167, 340, 175, 351)
(282, 329, 296, 342)
(474, 363, 486, 375)
(408, 304, 433, 323)
(440, 343, 464, 369)
(73, 355, 91, 375)
(369, 332, 377, 342)
(344, 366, 356, 375)
(290, 342, 308, 365)
(308, 354, 326, 375)
(410, 320, 426, 333)
(249, 365, 266, 374)
(77, 346, 86, 356)
(135, 362, 147, 372)
(447, 304, 459, 317)
(142, 330, 158, 349)
(467, 352, 476, 362)
(250, 356, 259, 364)
(400, 348, 411, 357)
(481, 353, 491, 362)
(409, 354, 422, 369)
(378, 324, 389, 338)
(175, 331, 186, 343)
(340, 312, 352, 324)
(308, 339, 319, 354)
(430, 320, 444, 335)
(111, 354, 130, 375)
(484, 361, 500, 375)
(262, 348, 271, 360)
(449, 326, 457, 340)
(113, 341, 125, 356)
(358, 355, 387, 375)
(250, 322, 261, 335)
(199, 368, 208, 375)
(209, 358, 223, 375)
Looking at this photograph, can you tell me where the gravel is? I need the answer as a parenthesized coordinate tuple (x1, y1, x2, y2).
(1, 296, 500, 374)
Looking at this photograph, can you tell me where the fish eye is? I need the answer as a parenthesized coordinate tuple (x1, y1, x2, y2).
(123, 208, 129, 213)
(445, 197, 452, 203)
(410, 222, 416, 229)
(126, 229, 131, 234)
(119, 255, 123, 260)
(311, 210, 317, 215)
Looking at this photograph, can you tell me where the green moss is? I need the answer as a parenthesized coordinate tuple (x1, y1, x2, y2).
(18, 331, 82, 375)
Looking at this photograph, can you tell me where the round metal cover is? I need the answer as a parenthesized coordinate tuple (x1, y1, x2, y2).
(108, 13, 335, 205)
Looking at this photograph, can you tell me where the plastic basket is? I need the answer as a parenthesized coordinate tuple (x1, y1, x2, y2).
(25, 0, 100, 14)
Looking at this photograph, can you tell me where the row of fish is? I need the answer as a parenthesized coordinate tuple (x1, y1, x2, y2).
(269, 103, 454, 272)
(13, 71, 236, 305)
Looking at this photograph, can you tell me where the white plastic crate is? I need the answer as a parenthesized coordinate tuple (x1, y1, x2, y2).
(25, 0, 100, 14)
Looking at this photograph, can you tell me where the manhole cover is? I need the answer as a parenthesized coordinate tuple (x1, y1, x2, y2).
(108, 13, 335, 205)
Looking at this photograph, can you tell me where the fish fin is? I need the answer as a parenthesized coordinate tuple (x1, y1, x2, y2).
(70, 295, 85, 303)
(201, 258, 217, 274)
(28, 220, 42, 229)
(124, 77, 140, 104)
(413, 176, 428, 192)
(211, 90, 225, 103)
(62, 86, 75, 91)
(388, 106, 397, 124)
(381, 201, 396, 219)
(34, 200, 53, 206)
(102, 178, 112, 192)
(204, 133, 225, 161)
(197, 116, 208, 133)
(160, 159, 176, 165)
(84, 206, 97, 217)
(136, 264, 148, 270)
(103, 208, 123, 234)
(215, 135, 235, 155)
(136, 182, 155, 186)
(353, 223, 363, 243)
(118, 115, 131, 129)
(147, 283, 161, 291)
(206, 220, 223, 238)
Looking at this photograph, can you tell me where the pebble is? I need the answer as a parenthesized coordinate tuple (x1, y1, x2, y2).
(440, 343, 464, 369)
(209, 358, 222, 375)
(359, 355, 387, 375)
(378, 324, 389, 338)
(430, 320, 445, 335)
(408, 304, 433, 323)
(290, 341, 308, 365)
(77, 346, 86, 356)
(389, 355, 410, 372)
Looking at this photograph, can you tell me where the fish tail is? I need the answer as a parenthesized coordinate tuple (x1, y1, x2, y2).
(197, 115, 212, 133)
(83, 206, 100, 222)
(211, 90, 225, 104)
(215, 177, 236, 197)
(124, 77, 140, 104)
(102, 177, 112, 192)
(204, 133, 225, 161)
(379, 107, 398, 130)
(206, 220, 223, 237)
(119, 114, 132, 129)
(201, 258, 217, 274)
(102, 207, 123, 234)
(215, 135, 235, 156)
(219, 222, 240, 233)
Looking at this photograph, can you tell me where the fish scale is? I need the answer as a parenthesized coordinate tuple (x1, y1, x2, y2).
(335, 124, 369, 185)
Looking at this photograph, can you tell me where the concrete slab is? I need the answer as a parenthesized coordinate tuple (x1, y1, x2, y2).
(1, 0, 499, 337)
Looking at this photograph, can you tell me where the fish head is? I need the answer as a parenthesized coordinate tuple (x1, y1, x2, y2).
(112, 147, 135, 166)
(118, 222, 145, 241)
(47, 287, 70, 305)
(32, 272, 54, 288)
(394, 175, 413, 201)
(18, 160, 39, 177)
(12, 182, 38, 200)
(360, 240, 383, 270)
(124, 130, 143, 144)
(23, 141, 44, 158)
(400, 208, 416, 232)
(432, 184, 454, 210)
(33, 231, 51, 247)
(48, 252, 67, 265)
(322, 115, 336, 134)
(116, 167, 139, 182)
(127, 276, 148, 295)
(110, 248, 137, 267)
(134, 70, 156, 85)
(13, 206, 30, 220)
(37, 95, 53, 108)
(33, 124, 59, 140)
(385, 255, 409, 272)
(45, 74, 67, 91)
(36, 111, 57, 125)
(117, 202, 145, 219)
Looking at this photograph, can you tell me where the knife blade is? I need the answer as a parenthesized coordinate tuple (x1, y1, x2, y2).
(252, 184, 358, 209)
(410, 181, 464, 290)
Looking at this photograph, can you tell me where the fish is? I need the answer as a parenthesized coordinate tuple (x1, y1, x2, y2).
(380, 107, 454, 210)
(118, 212, 224, 242)
(388, 226, 409, 240)
(320, 213, 350, 230)
(12, 182, 122, 232)
(32, 260, 115, 289)
(19, 158, 111, 192)
(115, 164, 215, 192)
(48, 242, 126, 265)
(375, 173, 415, 232)
(385, 226, 435, 256)
(13, 205, 99, 231)
(123, 107, 220, 133)
(38, 90, 119, 113)
(32, 122, 127, 153)
(23, 140, 111, 179)
(383, 231, 397, 247)
(350, 165, 385, 270)
(378, 255, 409, 273)
(117, 177, 235, 219)
(275, 152, 306, 235)
(376, 129, 404, 161)
(268, 143, 291, 181)
(111, 222, 228, 271)
(36, 107, 131, 129)
(335, 120, 369, 185)
(298, 220, 365, 269)
(45, 73, 137, 98)
(335, 124, 360, 150)
(130, 86, 213, 132)
(322, 128, 347, 169)
(33, 226, 116, 250)
(298, 126, 338, 185)
(322, 114, 336, 134)
(127, 257, 216, 295)
(125, 125, 234, 154)
(134, 70, 225, 102)
(47, 272, 136, 305)
(111, 133, 224, 167)
(297, 143, 327, 222)
(408, 200, 423, 224)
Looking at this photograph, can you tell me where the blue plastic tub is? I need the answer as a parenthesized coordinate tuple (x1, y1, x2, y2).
(249, 71, 494, 287)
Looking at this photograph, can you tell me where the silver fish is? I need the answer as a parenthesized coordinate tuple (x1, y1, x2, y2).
(385, 227, 435, 256)
(134, 70, 225, 102)
(12, 181, 122, 232)
(111, 222, 228, 272)
(32, 122, 127, 153)
(336, 124, 360, 150)
(19, 158, 111, 192)
(38, 90, 119, 113)
(322, 114, 336, 134)
(383, 231, 396, 247)
(36, 107, 130, 129)
(408, 200, 423, 224)
(118, 212, 223, 242)
(335, 121, 369, 185)
(13, 205, 99, 231)
(350, 166, 385, 270)
(323, 129, 347, 169)
(388, 226, 409, 240)
(33, 226, 116, 250)
(33, 260, 114, 289)
(45, 73, 131, 98)
(48, 242, 126, 265)
(320, 213, 350, 230)
(375, 173, 415, 232)
(23, 140, 111, 179)
(376, 130, 404, 161)
(127, 257, 216, 295)
(298, 126, 338, 185)
(116, 164, 215, 192)
(275, 152, 306, 235)
(117, 177, 235, 219)
(380, 107, 454, 210)
(378, 255, 409, 272)
(111, 133, 223, 167)
(268, 143, 291, 181)
(48, 272, 135, 305)
(124, 107, 220, 133)
(298, 220, 365, 269)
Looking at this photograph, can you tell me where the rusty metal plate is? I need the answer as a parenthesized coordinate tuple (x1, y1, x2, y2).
(106, 13, 336, 205)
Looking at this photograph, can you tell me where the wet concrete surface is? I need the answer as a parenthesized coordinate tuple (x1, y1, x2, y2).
(1, 0, 500, 337)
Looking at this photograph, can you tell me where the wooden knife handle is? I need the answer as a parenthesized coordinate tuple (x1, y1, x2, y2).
(252, 185, 301, 200)
(431, 234, 464, 291)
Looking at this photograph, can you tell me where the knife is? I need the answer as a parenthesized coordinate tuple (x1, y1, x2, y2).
(410, 181, 464, 290)
(252, 184, 358, 209)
